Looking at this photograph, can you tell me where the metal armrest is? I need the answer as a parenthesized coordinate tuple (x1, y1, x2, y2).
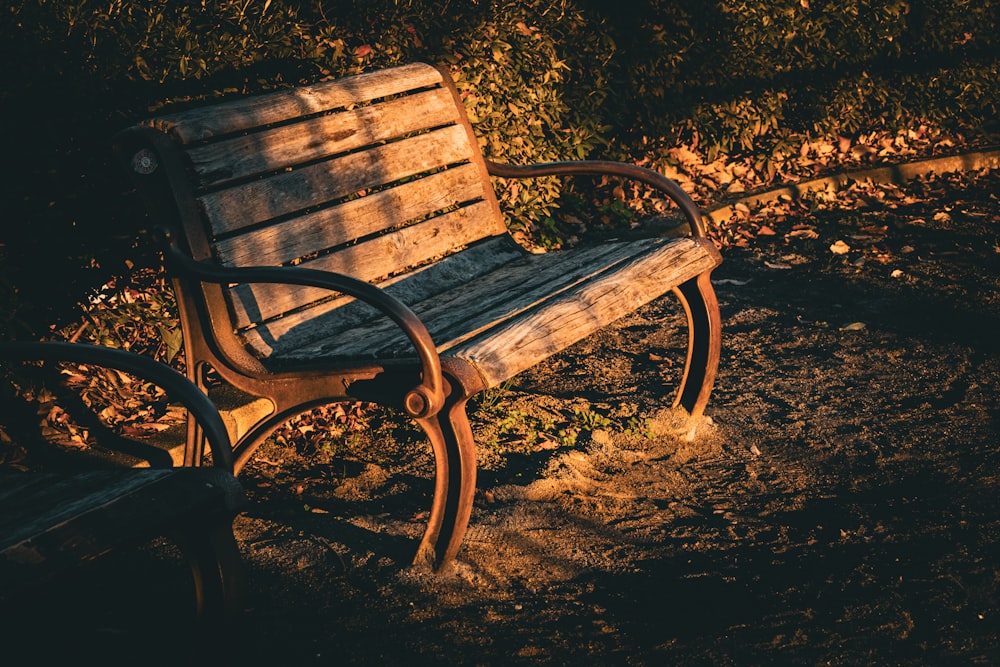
(0, 341, 234, 472)
(485, 159, 707, 238)
(164, 243, 446, 420)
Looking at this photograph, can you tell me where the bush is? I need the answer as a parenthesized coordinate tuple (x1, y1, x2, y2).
(608, 0, 999, 163)
(1, 0, 998, 337)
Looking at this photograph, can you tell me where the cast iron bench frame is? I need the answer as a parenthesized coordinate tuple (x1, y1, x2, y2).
(113, 62, 722, 571)
(0, 341, 245, 627)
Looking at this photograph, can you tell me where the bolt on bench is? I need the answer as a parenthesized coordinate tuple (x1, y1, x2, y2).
(0, 342, 246, 630)
(113, 62, 722, 571)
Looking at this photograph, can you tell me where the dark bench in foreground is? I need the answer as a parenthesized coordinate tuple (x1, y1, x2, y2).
(114, 61, 723, 571)
(0, 342, 246, 629)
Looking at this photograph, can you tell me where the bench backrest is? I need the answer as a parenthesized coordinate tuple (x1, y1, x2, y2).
(119, 63, 505, 361)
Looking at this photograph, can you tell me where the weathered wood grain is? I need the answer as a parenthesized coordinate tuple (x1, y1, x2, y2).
(451, 239, 721, 387)
(187, 87, 461, 188)
(213, 163, 492, 267)
(1, 469, 244, 574)
(0, 471, 175, 550)
(227, 200, 500, 327)
(257, 237, 720, 383)
(146, 62, 443, 143)
(238, 235, 526, 358)
(300, 240, 670, 357)
(198, 124, 475, 232)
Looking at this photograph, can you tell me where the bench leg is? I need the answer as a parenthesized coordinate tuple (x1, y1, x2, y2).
(672, 271, 722, 420)
(183, 360, 211, 467)
(171, 514, 245, 627)
(413, 367, 480, 572)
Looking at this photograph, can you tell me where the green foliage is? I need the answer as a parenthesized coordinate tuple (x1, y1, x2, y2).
(63, 267, 183, 365)
(2, 0, 999, 339)
(624, 416, 655, 439)
(15, 0, 309, 83)
(608, 0, 999, 169)
(471, 385, 651, 453)
(440, 2, 614, 231)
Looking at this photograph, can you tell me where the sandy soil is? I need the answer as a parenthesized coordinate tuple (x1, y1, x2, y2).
(7, 168, 1000, 665)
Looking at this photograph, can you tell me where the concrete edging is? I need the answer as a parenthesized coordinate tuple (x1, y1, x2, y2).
(706, 147, 1000, 224)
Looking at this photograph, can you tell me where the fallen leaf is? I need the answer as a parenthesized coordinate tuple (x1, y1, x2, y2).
(840, 322, 867, 331)
(860, 225, 888, 234)
(830, 240, 851, 255)
(764, 261, 793, 270)
(534, 437, 561, 451)
(142, 422, 172, 432)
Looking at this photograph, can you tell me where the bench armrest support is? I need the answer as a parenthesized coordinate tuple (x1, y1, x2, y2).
(163, 242, 446, 419)
(485, 159, 707, 238)
(0, 341, 234, 471)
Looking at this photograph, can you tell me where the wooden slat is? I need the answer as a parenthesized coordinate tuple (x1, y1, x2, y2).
(213, 164, 491, 267)
(0, 471, 174, 550)
(186, 88, 462, 188)
(227, 201, 500, 327)
(452, 239, 721, 387)
(262, 238, 720, 372)
(1, 469, 244, 597)
(238, 236, 526, 358)
(328, 238, 711, 358)
(198, 124, 476, 232)
(146, 62, 443, 143)
(305, 241, 658, 358)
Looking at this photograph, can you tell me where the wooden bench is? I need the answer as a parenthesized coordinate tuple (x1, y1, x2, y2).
(113, 62, 722, 571)
(0, 342, 246, 627)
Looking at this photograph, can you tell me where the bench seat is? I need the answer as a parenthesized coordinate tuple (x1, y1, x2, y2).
(257, 235, 719, 388)
(0, 468, 245, 602)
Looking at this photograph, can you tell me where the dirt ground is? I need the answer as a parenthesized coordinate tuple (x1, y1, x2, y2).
(7, 168, 1000, 665)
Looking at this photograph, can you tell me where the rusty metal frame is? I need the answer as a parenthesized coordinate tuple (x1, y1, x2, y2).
(161, 237, 479, 569)
(0, 340, 233, 471)
(108, 70, 722, 572)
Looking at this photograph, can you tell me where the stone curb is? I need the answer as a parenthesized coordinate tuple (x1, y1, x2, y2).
(706, 146, 1000, 224)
